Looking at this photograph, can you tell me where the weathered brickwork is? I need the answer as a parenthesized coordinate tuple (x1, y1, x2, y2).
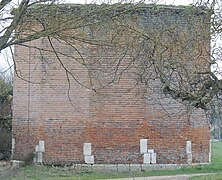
(13, 5, 211, 164)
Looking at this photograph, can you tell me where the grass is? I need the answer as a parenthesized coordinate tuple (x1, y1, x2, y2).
(191, 173, 222, 180)
(190, 141, 222, 180)
(6, 141, 222, 180)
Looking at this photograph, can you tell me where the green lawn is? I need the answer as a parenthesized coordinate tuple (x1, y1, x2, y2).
(191, 141, 222, 180)
(7, 141, 222, 180)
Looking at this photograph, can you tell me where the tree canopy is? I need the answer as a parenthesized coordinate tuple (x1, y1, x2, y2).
(1, 0, 222, 117)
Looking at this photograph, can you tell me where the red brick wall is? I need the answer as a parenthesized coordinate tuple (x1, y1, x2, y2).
(13, 6, 211, 164)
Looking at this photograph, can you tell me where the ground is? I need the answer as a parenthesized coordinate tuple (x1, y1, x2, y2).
(0, 141, 221, 180)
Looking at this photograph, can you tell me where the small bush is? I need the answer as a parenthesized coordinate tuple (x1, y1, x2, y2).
(0, 127, 11, 160)
(0, 116, 12, 160)
(0, 78, 12, 160)
(24, 153, 35, 165)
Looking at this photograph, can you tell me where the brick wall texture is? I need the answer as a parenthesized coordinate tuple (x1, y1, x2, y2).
(13, 5, 211, 164)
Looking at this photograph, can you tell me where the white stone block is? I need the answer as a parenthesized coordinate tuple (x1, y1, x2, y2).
(84, 155, 94, 164)
(83, 143, 92, 156)
(187, 153, 192, 164)
(33, 153, 36, 163)
(36, 152, 43, 163)
(35, 145, 39, 152)
(140, 139, 148, 154)
(11, 160, 25, 167)
(39, 141, 45, 152)
(151, 153, 157, 164)
(209, 140, 212, 163)
(12, 138, 15, 149)
(186, 141, 192, 154)
(143, 153, 150, 164)
(148, 149, 154, 153)
(209, 140, 212, 153)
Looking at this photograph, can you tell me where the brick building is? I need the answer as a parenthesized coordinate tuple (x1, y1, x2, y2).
(13, 4, 211, 165)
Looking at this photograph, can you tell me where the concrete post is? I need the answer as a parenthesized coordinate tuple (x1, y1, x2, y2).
(186, 141, 192, 164)
(209, 140, 212, 163)
(83, 143, 94, 164)
(11, 138, 15, 160)
(143, 153, 151, 164)
(151, 153, 157, 164)
(39, 141, 45, 152)
(140, 139, 148, 154)
(34, 140, 45, 164)
(83, 143, 92, 156)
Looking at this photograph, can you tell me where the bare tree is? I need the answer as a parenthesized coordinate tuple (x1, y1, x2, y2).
(1, 0, 222, 115)
(9, 0, 222, 165)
